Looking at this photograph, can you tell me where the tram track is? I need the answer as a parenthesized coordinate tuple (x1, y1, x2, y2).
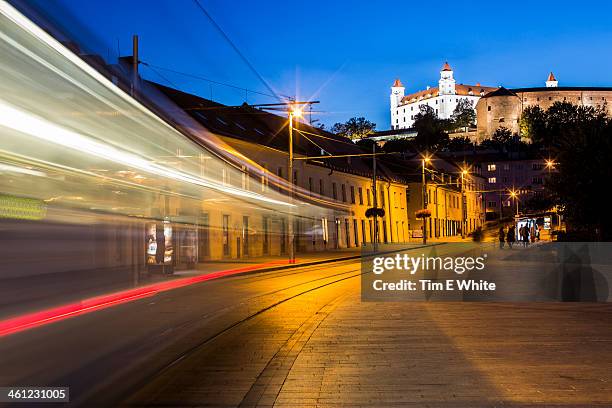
(110, 264, 363, 407)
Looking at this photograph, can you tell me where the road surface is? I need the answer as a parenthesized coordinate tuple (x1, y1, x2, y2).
(1, 244, 611, 407)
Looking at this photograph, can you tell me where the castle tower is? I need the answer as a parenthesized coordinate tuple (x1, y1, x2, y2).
(390, 78, 405, 129)
(438, 61, 456, 95)
(390, 78, 405, 108)
(546, 72, 558, 87)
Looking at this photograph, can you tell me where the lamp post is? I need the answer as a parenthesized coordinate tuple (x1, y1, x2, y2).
(372, 142, 378, 252)
(421, 156, 430, 245)
(287, 106, 302, 264)
(460, 169, 468, 239)
(510, 190, 519, 216)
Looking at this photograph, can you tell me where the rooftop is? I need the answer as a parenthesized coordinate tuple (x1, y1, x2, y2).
(150, 82, 411, 183)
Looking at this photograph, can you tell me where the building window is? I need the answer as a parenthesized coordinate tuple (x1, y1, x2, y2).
(367, 189, 371, 206)
(488, 177, 497, 184)
(503, 164, 510, 171)
(532, 177, 543, 184)
(332, 183, 337, 200)
(358, 187, 363, 205)
(549, 97, 552, 101)
(350, 186, 356, 204)
(319, 179, 324, 195)
(308, 177, 313, 193)
(487, 105, 491, 111)
(341, 184, 347, 202)
(487, 164, 496, 171)
(532, 163, 544, 171)
(488, 201, 497, 208)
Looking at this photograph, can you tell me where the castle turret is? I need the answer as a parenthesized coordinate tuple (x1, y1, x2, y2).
(439, 61, 456, 95)
(546, 72, 558, 87)
(390, 79, 405, 129)
(390, 78, 405, 108)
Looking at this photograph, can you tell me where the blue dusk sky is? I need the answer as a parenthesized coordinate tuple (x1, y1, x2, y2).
(30, 0, 612, 129)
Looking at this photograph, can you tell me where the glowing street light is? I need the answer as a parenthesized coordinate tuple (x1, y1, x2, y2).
(509, 189, 519, 216)
(421, 154, 431, 244)
(291, 107, 303, 118)
(287, 106, 302, 264)
(460, 167, 469, 239)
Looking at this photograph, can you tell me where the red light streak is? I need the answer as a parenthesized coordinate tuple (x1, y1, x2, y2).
(0, 260, 293, 338)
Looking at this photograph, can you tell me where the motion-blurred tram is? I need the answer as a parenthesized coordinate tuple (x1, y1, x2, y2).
(0, 1, 344, 316)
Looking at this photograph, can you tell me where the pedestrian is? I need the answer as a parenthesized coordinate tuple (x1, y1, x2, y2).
(498, 226, 505, 249)
(522, 225, 530, 247)
(506, 226, 515, 249)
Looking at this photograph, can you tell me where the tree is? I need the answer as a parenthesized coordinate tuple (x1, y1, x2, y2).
(331, 117, 376, 140)
(355, 138, 376, 151)
(447, 136, 474, 152)
(491, 126, 513, 145)
(545, 104, 612, 239)
(519, 105, 547, 144)
(382, 138, 415, 153)
(412, 105, 450, 151)
(451, 98, 476, 130)
(480, 127, 523, 152)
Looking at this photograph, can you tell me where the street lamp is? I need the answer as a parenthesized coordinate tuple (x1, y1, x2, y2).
(460, 168, 468, 239)
(287, 106, 302, 264)
(545, 159, 555, 176)
(421, 155, 431, 244)
(509, 189, 519, 216)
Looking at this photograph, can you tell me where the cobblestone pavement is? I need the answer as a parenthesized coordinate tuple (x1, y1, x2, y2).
(124, 260, 612, 407)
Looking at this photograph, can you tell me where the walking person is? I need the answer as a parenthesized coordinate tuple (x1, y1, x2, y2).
(498, 226, 505, 249)
(506, 226, 515, 249)
(522, 225, 530, 247)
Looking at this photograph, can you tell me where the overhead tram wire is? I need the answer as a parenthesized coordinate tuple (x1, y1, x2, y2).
(139, 62, 288, 101)
(192, 0, 284, 103)
(142, 63, 179, 88)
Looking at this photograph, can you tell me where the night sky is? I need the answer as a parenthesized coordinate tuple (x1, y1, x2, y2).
(30, 0, 612, 129)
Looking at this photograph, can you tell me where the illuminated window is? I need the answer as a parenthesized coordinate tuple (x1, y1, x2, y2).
(488, 177, 496, 184)
(487, 164, 496, 171)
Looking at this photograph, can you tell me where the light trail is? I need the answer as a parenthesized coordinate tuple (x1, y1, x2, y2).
(0, 101, 294, 207)
(0, 260, 294, 338)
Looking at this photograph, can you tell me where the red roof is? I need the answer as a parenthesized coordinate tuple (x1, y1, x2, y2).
(547, 72, 557, 82)
(392, 78, 404, 87)
(400, 83, 497, 104)
(441, 61, 452, 71)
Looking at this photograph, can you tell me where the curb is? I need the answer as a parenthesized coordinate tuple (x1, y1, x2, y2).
(217, 243, 439, 280)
